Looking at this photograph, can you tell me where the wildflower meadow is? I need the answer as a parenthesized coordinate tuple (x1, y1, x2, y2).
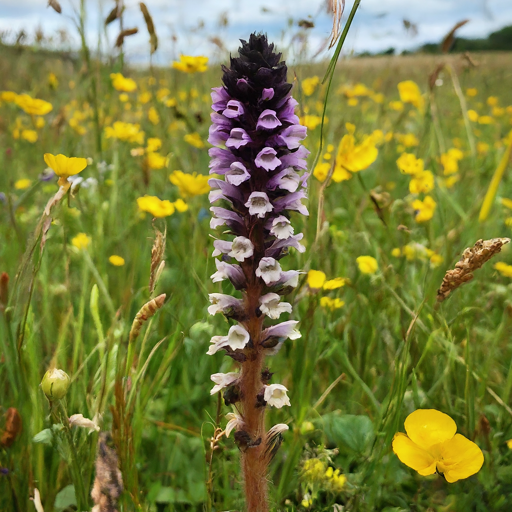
(2, 1, 512, 511)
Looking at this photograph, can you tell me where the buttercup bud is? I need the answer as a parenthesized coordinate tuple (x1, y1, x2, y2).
(41, 368, 71, 401)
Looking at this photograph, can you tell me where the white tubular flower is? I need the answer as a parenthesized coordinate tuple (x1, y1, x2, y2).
(264, 384, 291, 408)
(255, 257, 282, 285)
(207, 293, 242, 316)
(207, 325, 250, 355)
(267, 423, 289, 437)
(259, 293, 292, 319)
(245, 191, 273, 218)
(212, 239, 232, 257)
(225, 411, 244, 438)
(228, 236, 254, 262)
(210, 259, 231, 283)
(69, 414, 100, 432)
(269, 215, 294, 239)
(210, 372, 239, 394)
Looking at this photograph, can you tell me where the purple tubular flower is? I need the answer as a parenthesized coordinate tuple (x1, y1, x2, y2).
(207, 34, 309, 508)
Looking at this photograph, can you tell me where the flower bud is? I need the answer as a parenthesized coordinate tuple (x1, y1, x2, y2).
(41, 369, 71, 401)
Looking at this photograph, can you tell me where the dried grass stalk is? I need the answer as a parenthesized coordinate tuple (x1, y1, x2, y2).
(129, 294, 166, 342)
(437, 238, 510, 302)
(139, 2, 158, 54)
(149, 226, 166, 295)
(115, 28, 138, 48)
(326, 0, 345, 49)
(91, 432, 123, 512)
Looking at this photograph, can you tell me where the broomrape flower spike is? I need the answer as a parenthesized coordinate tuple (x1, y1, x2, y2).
(392, 409, 484, 483)
(207, 33, 308, 512)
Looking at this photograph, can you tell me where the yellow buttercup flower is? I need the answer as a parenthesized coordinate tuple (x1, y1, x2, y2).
(43, 153, 88, 186)
(323, 277, 346, 290)
(146, 137, 162, 152)
(146, 152, 168, 170)
(395, 133, 419, 147)
(334, 125, 378, 178)
(487, 96, 499, 107)
(494, 262, 512, 278)
(398, 80, 424, 110)
(301, 76, 320, 96)
(15, 179, 32, 190)
(173, 198, 189, 212)
(184, 132, 204, 149)
(396, 153, 424, 175)
(300, 115, 323, 130)
(137, 195, 175, 218)
(307, 270, 326, 290)
(440, 148, 463, 176)
(320, 297, 345, 310)
(169, 170, 210, 198)
(15, 94, 53, 116)
(412, 196, 436, 223)
(1, 91, 18, 103)
(391, 248, 401, 257)
(409, 170, 434, 194)
(392, 409, 484, 483)
(466, 88, 477, 97)
(105, 121, 144, 144)
(313, 162, 332, 183)
(71, 233, 91, 251)
(468, 109, 479, 122)
(172, 55, 208, 73)
(356, 256, 378, 274)
(110, 72, 137, 92)
(21, 129, 38, 143)
(148, 106, 160, 125)
(48, 72, 58, 89)
(478, 115, 493, 125)
(389, 100, 404, 111)
(109, 255, 125, 266)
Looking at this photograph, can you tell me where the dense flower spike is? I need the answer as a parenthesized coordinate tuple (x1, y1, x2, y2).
(207, 33, 308, 512)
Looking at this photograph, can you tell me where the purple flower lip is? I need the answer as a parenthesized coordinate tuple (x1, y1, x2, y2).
(255, 147, 281, 171)
(267, 168, 300, 192)
(225, 162, 251, 186)
(211, 86, 230, 112)
(223, 100, 245, 119)
(256, 109, 282, 131)
(262, 88, 275, 101)
(226, 128, 252, 149)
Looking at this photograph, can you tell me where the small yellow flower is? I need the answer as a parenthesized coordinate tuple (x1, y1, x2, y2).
(173, 198, 189, 212)
(392, 409, 484, 483)
(43, 153, 88, 186)
(389, 100, 404, 111)
(347, 97, 358, 106)
(478, 115, 493, 125)
(312, 162, 331, 183)
(487, 96, 499, 107)
(409, 170, 434, 194)
(506, 439, 512, 450)
(391, 248, 401, 257)
(307, 270, 326, 290)
(356, 256, 378, 274)
(105, 121, 144, 144)
(0, 90, 18, 103)
(146, 152, 168, 170)
(396, 153, 424, 175)
(21, 129, 38, 143)
(71, 233, 91, 251)
(148, 106, 160, 125)
(320, 297, 345, 310)
(477, 141, 489, 155)
(184, 132, 204, 149)
(138, 91, 152, 104)
(15, 179, 32, 190)
(109, 255, 125, 266)
(169, 170, 210, 198)
(468, 109, 479, 122)
(323, 277, 346, 290)
(300, 115, 322, 130)
(137, 195, 175, 218)
(110, 72, 137, 92)
(430, 253, 444, 267)
(494, 262, 512, 278)
(466, 88, 477, 97)
(395, 133, 419, 147)
(119, 93, 129, 102)
(301, 76, 320, 96)
(412, 196, 436, 223)
(172, 55, 208, 73)
(15, 94, 53, 116)
(398, 80, 424, 110)
(146, 137, 162, 153)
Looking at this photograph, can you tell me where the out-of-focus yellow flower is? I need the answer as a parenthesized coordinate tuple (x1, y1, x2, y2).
(147, 137, 162, 152)
(302, 76, 320, 96)
(110, 72, 137, 92)
(495, 262, 512, 277)
(119, 93, 129, 103)
(15, 94, 53, 116)
(477, 141, 489, 155)
(342, 82, 373, 98)
(184, 132, 204, 149)
(313, 162, 331, 183)
(148, 106, 160, 125)
(165, 97, 177, 107)
(487, 96, 499, 107)
(412, 196, 436, 223)
(348, 98, 358, 106)
(507, 439, 512, 450)
(430, 253, 444, 267)
(443, 175, 460, 188)
(398, 80, 424, 110)
(109, 255, 125, 266)
(137, 195, 175, 218)
(395, 133, 419, 147)
(138, 91, 152, 104)
(146, 152, 168, 170)
(466, 88, 477, 97)
(105, 121, 144, 144)
(320, 297, 345, 310)
(172, 55, 208, 73)
(48, 72, 58, 89)
(44, 153, 88, 186)
(300, 115, 322, 130)
(409, 170, 434, 194)
(307, 270, 326, 290)
(323, 277, 346, 290)
(1, 91, 18, 103)
(467, 109, 479, 122)
(371, 92, 385, 104)
(356, 255, 378, 274)
(325, 466, 347, 492)
(35, 117, 45, 129)
(21, 129, 38, 143)
(440, 148, 463, 175)
(173, 198, 189, 212)
(391, 248, 401, 258)
(493, 107, 505, 117)
(15, 179, 32, 190)
(392, 409, 484, 483)
(397, 153, 424, 175)
(389, 100, 404, 111)
(478, 115, 493, 125)
(156, 87, 171, 101)
(72, 233, 91, 250)
(169, 170, 210, 198)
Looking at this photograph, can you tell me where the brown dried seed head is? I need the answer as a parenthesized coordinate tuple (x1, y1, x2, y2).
(129, 294, 166, 342)
(437, 237, 510, 302)
(149, 227, 166, 295)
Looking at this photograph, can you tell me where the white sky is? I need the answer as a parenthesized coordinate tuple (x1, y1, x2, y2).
(0, 0, 511, 63)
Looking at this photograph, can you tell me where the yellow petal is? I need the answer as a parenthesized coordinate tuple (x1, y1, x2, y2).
(43, 153, 57, 172)
(437, 434, 484, 483)
(392, 433, 437, 475)
(404, 409, 457, 450)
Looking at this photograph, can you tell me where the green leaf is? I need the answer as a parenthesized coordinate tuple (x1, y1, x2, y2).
(33, 428, 53, 445)
(321, 412, 375, 453)
(54, 485, 76, 511)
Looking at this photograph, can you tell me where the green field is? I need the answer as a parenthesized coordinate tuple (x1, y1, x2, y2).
(2, 39, 512, 511)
